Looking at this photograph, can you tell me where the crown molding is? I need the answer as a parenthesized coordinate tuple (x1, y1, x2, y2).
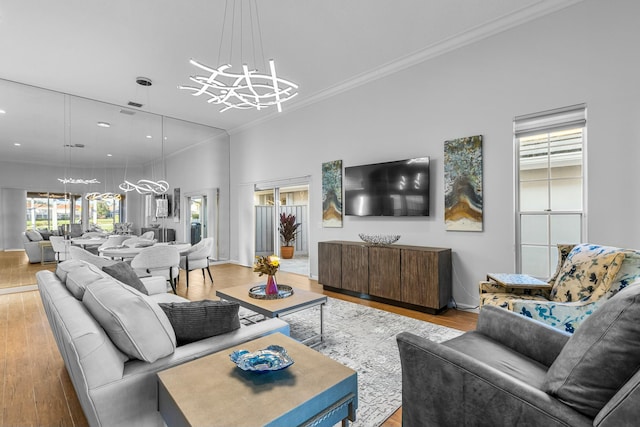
(228, 0, 584, 135)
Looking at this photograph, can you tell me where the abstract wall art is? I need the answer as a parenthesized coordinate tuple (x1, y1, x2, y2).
(444, 135, 483, 231)
(322, 160, 343, 227)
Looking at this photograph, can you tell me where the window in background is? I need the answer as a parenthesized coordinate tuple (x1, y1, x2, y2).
(515, 104, 586, 278)
(26, 192, 81, 232)
(88, 196, 124, 233)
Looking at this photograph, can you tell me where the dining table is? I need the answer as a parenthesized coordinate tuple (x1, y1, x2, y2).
(99, 242, 192, 259)
(70, 237, 108, 249)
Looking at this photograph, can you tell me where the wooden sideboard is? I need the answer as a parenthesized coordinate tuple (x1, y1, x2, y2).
(318, 241, 452, 314)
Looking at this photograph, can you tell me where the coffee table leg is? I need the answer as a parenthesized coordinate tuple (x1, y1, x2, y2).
(320, 302, 325, 342)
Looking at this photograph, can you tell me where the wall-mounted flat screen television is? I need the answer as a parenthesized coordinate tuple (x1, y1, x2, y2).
(344, 157, 430, 216)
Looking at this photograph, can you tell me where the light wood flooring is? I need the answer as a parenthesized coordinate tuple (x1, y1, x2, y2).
(0, 251, 478, 426)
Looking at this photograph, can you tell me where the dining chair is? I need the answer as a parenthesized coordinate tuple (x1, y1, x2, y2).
(130, 245, 180, 293)
(179, 237, 214, 288)
(49, 236, 70, 263)
(98, 235, 129, 251)
(140, 231, 155, 240)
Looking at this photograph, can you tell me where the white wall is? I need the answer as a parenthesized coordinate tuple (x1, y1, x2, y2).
(229, 0, 640, 307)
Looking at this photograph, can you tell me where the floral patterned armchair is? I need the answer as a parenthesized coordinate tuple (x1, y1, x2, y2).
(480, 243, 640, 333)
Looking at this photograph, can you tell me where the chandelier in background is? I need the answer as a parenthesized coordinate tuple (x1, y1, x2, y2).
(178, 0, 298, 113)
(119, 179, 168, 195)
(57, 145, 100, 185)
(119, 105, 170, 195)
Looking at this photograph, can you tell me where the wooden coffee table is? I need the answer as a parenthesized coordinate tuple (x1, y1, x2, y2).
(157, 333, 358, 427)
(216, 283, 327, 346)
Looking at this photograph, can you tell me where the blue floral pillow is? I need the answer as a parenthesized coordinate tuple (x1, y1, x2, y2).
(551, 244, 625, 303)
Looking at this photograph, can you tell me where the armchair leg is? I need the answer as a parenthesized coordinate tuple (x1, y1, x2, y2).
(186, 271, 189, 289)
(169, 271, 177, 294)
(206, 266, 213, 283)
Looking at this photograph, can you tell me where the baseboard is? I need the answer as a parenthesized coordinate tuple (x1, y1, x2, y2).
(0, 284, 38, 295)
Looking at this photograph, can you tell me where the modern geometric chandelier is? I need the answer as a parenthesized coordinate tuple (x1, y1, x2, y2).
(119, 179, 169, 195)
(119, 103, 170, 196)
(85, 192, 122, 201)
(179, 59, 298, 113)
(179, 0, 298, 113)
(58, 177, 100, 185)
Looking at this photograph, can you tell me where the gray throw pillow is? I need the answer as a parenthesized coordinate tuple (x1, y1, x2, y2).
(25, 229, 43, 242)
(543, 283, 640, 417)
(38, 229, 52, 240)
(158, 300, 240, 345)
(102, 262, 149, 295)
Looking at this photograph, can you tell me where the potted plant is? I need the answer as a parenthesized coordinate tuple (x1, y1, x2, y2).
(279, 212, 300, 259)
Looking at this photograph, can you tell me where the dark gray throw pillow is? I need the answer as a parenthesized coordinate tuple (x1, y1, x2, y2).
(542, 283, 640, 417)
(158, 300, 241, 345)
(102, 262, 149, 295)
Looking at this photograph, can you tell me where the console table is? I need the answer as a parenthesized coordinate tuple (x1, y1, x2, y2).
(318, 241, 452, 314)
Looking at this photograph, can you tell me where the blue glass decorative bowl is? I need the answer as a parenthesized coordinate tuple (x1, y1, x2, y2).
(230, 345, 294, 372)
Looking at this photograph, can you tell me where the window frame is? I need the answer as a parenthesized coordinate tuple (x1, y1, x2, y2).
(514, 104, 587, 278)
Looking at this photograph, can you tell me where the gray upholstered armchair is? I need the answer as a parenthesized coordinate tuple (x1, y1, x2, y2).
(397, 284, 640, 426)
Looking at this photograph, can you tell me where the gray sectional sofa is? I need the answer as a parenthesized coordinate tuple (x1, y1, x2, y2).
(37, 260, 290, 427)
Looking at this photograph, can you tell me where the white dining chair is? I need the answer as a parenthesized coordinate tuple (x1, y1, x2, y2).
(179, 237, 214, 288)
(49, 236, 70, 263)
(140, 231, 155, 240)
(130, 245, 180, 293)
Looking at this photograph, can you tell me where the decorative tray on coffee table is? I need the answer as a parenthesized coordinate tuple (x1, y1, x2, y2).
(248, 284, 294, 300)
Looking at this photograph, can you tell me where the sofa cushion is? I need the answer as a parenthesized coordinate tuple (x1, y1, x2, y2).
(82, 278, 176, 362)
(102, 262, 149, 295)
(543, 283, 640, 417)
(551, 244, 625, 302)
(66, 265, 106, 299)
(25, 229, 43, 242)
(158, 300, 240, 345)
(55, 259, 93, 283)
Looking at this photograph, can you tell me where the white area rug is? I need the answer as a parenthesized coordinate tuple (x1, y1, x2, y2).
(241, 297, 463, 427)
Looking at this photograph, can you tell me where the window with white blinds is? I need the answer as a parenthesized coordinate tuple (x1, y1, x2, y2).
(515, 104, 586, 278)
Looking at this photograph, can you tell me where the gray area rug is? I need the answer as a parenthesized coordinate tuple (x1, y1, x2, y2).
(240, 297, 463, 427)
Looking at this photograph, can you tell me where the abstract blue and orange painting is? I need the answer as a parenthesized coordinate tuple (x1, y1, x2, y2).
(322, 160, 343, 227)
(444, 135, 483, 231)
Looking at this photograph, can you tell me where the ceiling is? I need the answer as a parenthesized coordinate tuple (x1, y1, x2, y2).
(0, 0, 581, 167)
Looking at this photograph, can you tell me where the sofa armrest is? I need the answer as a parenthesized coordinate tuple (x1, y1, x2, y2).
(479, 280, 551, 298)
(139, 276, 169, 295)
(476, 305, 571, 367)
(595, 367, 640, 426)
(511, 299, 600, 334)
(396, 332, 592, 427)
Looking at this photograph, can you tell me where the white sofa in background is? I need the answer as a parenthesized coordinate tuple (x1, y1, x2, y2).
(37, 260, 290, 426)
(22, 230, 55, 263)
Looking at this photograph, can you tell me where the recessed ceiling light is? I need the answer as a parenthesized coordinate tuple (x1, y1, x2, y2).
(146, 135, 153, 139)
(97, 121, 111, 128)
(136, 76, 152, 87)
(13, 143, 21, 146)
(107, 153, 113, 157)
(0, 109, 6, 115)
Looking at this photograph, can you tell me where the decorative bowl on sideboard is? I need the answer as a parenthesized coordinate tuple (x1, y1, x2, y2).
(358, 233, 401, 245)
